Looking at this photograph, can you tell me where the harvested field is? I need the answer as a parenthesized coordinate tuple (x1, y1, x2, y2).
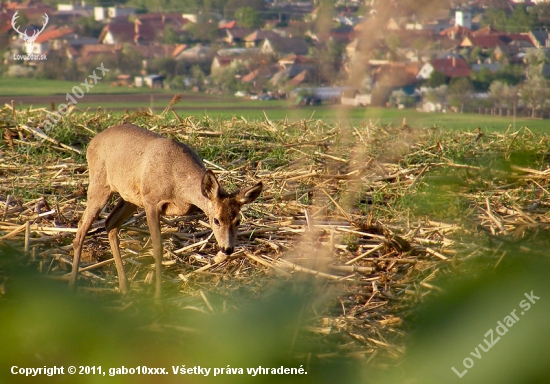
(1, 101, 550, 382)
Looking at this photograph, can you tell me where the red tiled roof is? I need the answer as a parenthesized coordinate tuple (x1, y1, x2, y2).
(0, 11, 15, 33)
(34, 26, 74, 43)
(241, 65, 277, 82)
(171, 44, 187, 57)
(71, 44, 121, 63)
(98, 22, 135, 43)
(134, 13, 188, 42)
(244, 30, 280, 42)
(226, 28, 255, 39)
(241, 68, 259, 82)
(263, 36, 309, 55)
(430, 57, 470, 78)
(461, 33, 534, 49)
(132, 44, 184, 59)
(219, 20, 238, 29)
(375, 62, 420, 87)
(286, 69, 309, 86)
(7, 0, 51, 10)
(506, 33, 534, 45)
(440, 25, 472, 39)
(472, 25, 503, 36)
(136, 19, 163, 42)
(460, 34, 508, 48)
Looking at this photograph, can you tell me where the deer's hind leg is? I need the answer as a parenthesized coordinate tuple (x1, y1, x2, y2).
(71, 184, 112, 290)
(105, 199, 137, 295)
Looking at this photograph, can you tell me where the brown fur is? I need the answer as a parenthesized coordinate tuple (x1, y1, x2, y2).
(70, 124, 262, 298)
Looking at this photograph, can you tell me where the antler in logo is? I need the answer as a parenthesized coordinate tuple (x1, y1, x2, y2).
(11, 11, 49, 54)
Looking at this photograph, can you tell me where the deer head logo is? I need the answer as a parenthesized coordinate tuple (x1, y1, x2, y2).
(11, 11, 49, 54)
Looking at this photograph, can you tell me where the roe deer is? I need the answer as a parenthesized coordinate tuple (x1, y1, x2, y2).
(70, 124, 263, 298)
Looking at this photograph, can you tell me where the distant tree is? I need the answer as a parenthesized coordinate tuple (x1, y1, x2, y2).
(0, 30, 9, 51)
(507, 4, 537, 32)
(203, 0, 227, 13)
(468, 46, 484, 65)
(448, 77, 474, 113)
(149, 58, 178, 79)
(170, 75, 186, 89)
(42, 0, 125, 5)
(235, 6, 263, 28)
(120, 45, 143, 74)
(389, 90, 415, 108)
(224, 0, 264, 19)
(503, 84, 519, 116)
(385, 34, 402, 60)
(311, 41, 344, 85)
(533, 2, 550, 25)
(492, 64, 524, 86)
(471, 67, 494, 90)
(210, 62, 247, 94)
(12, 11, 29, 30)
(87, 53, 118, 81)
(187, 20, 218, 42)
(190, 64, 206, 86)
(163, 26, 178, 44)
(313, 0, 334, 38)
(427, 70, 447, 87)
(35, 50, 79, 81)
(489, 81, 507, 115)
(520, 76, 549, 118)
(288, 21, 309, 38)
(482, 3, 536, 32)
(126, 0, 198, 12)
(426, 84, 448, 108)
(482, 8, 507, 29)
(477, 0, 511, 10)
(412, 37, 429, 57)
(524, 49, 547, 79)
(77, 16, 103, 38)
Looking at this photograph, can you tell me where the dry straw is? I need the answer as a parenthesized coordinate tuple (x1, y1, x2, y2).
(1, 101, 549, 363)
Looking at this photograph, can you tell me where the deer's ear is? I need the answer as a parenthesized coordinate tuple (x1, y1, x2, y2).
(201, 170, 220, 200)
(236, 182, 263, 205)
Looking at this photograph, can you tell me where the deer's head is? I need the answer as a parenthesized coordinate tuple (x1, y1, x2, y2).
(12, 11, 49, 52)
(201, 170, 262, 255)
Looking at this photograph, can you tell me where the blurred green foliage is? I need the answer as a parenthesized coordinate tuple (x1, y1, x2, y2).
(0, 246, 362, 384)
(379, 252, 550, 384)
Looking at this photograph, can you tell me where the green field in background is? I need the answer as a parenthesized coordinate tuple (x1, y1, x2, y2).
(0, 78, 166, 96)
(3, 78, 549, 132)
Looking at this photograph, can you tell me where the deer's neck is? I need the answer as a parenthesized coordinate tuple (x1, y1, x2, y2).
(189, 192, 212, 216)
(174, 172, 213, 217)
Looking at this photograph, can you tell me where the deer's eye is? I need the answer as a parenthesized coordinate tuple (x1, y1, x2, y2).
(213, 218, 220, 226)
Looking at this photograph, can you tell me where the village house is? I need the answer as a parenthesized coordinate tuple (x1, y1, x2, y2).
(244, 30, 280, 48)
(371, 61, 421, 106)
(98, 21, 135, 44)
(260, 36, 309, 57)
(417, 57, 471, 81)
(133, 44, 187, 70)
(5, 0, 53, 19)
(4, 0, 550, 116)
(222, 28, 254, 45)
(98, 14, 189, 45)
(66, 44, 121, 66)
(94, 5, 136, 21)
